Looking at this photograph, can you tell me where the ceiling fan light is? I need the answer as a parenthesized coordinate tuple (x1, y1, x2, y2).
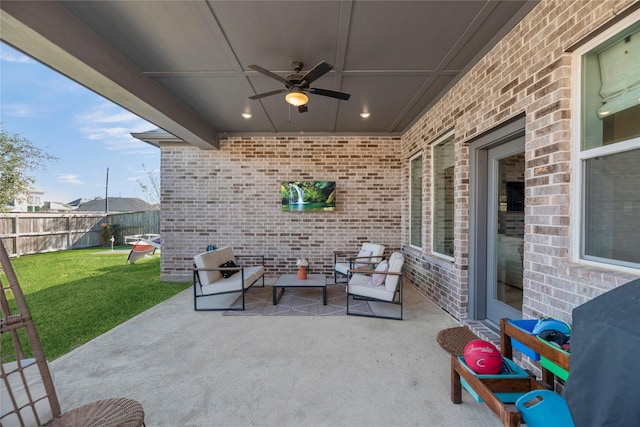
(285, 91, 309, 107)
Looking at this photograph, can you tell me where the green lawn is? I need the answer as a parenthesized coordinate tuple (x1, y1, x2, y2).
(5, 247, 190, 360)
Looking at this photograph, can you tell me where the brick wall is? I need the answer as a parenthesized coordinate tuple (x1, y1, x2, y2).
(158, 0, 639, 326)
(160, 136, 402, 281)
(400, 0, 639, 321)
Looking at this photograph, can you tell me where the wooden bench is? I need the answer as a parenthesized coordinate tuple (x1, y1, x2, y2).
(450, 318, 570, 427)
(500, 318, 570, 389)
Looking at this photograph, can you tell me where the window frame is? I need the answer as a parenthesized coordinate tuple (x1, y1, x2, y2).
(430, 130, 456, 261)
(409, 151, 424, 250)
(571, 9, 640, 273)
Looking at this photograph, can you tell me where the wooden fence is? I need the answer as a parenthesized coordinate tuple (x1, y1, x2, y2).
(0, 211, 160, 256)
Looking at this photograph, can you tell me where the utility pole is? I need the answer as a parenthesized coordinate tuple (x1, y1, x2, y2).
(105, 167, 109, 214)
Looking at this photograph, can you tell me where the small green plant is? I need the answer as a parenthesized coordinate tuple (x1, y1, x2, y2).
(100, 223, 121, 246)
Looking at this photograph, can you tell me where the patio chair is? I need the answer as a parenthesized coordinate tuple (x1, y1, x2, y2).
(333, 243, 385, 283)
(0, 240, 145, 427)
(193, 247, 265, 311)
(346, 251, 404, 320)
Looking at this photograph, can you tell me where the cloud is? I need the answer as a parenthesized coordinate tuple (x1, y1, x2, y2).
(58, 174, 84, 185)
(77, 108, 141, 125)
(75, 103, 157, 155)
(84, 126, 131, 141)
(0, 48, 34, 63)
(2, 103, 37, 117)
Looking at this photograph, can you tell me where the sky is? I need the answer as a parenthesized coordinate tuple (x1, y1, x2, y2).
(0, 42, 160, 205)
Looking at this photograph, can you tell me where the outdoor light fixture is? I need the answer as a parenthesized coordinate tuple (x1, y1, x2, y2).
(285, 91, 309, 107)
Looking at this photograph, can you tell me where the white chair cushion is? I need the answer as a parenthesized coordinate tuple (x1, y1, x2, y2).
(194, 247, 264, 297)
(385, 252, 404, 292)
(362, 243, 385, 263)
(354, 249, 372, 267)
(194, 247, 235, 285)
(198, 265, 264, 296)
(335, 243, 384, 277)
(348, 273, 396, 302)
(1, 360, 54, 427)
(334, 262, 350, 276)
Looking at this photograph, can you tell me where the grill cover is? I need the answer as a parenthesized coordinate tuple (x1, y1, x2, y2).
(565, 278, 640, 427)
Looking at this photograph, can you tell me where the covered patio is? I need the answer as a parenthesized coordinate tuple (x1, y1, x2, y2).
(3, 1, 640, 425)
(50, 284, 499, 426)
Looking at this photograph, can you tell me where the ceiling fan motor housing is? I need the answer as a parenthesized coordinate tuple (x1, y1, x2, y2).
(286, 74, 305, 88)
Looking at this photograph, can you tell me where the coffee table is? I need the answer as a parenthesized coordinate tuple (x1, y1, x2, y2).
(272, 274, 328, 305)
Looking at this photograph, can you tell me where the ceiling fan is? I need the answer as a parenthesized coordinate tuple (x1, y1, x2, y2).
(248, 61, 351, 113)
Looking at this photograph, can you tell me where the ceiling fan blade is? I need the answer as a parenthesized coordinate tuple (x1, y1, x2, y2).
(301, 61, 333, 85)
(249, 89, 287, 100)
(308, 87, 351, 100)
(248, 64, 291, 85)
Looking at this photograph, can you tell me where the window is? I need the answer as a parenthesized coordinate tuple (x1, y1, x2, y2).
(410, 153, 423, 248)
(432, 132, 455, 258)
(576, 16, 640, 270)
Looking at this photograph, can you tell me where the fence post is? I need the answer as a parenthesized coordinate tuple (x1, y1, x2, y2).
(14, 215, 20, 256)
(66, 216, 71, 250)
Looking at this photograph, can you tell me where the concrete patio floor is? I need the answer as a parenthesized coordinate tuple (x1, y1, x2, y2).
(50, 283, 501, 426)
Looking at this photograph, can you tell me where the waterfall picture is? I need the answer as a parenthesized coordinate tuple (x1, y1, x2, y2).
(281, 181, 336, 211)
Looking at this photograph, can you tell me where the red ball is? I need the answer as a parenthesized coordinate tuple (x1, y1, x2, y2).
(463, 339, 503, 375)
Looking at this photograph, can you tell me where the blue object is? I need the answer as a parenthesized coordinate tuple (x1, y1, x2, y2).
(532, 318, 571, 335)
(516, 390, 575, 427)
(206, 244, 216, 251)
(508, 319, 541, 361)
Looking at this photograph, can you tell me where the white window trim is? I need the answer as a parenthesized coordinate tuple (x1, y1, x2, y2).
(409, 151, 424, 251)
(430, 130, 455, 262)
(571, 9, 640, 274)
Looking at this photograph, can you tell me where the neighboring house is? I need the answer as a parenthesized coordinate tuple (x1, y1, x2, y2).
(67, 198, 91, 210)
(7, 189, 45, 212)
(42, 201, 72, 212)
(75, 197, 155, 213)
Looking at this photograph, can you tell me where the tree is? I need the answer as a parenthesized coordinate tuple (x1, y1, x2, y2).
(0, 127, 57, 211)
(136, 163, 160, 205)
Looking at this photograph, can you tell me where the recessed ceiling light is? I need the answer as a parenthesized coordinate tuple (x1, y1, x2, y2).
(360, 112, 371, 118)
(241, 112, 252, 119)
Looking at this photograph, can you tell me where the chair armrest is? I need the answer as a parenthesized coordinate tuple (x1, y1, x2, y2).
(194, 266, 245, 272)
(347, 268, 401, 276)
(193, 265, 244, 281)
(193, 265, 244, 288)
(351, 255, 383, 262)
(333, 250, 352, 256)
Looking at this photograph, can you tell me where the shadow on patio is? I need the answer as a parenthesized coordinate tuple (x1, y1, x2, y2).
(51, 284, 499, 426)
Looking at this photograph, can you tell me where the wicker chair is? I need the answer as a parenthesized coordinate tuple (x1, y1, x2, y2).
(0, 240, 145, 427)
